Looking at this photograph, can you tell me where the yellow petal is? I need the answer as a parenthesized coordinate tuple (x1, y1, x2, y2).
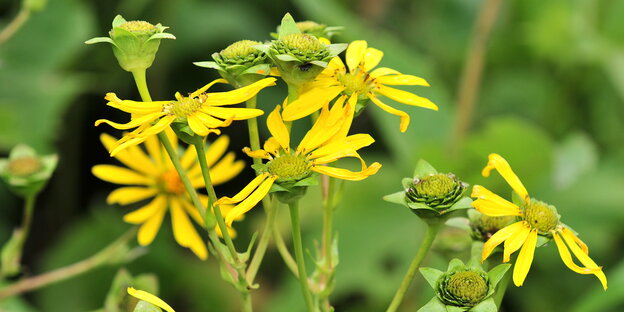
(203, 107, 264, 120)
(482, 221, 527, 261)
(363, 47, 384, 72)
(243, 147, 271, 160)
(190, 78, 228, 97)
(562, 226, 588, 255)
(181, 144, 199, 170)
(136, 200, 167, 246)
(92, 165, 152, 185)
(346, 40, 367, 73)
(369, 94, 410, 132)
(503, 222, 531, 262)
(181, 198, 204, 225)
(553, 231, 599, 275)
(376, 74, 430, 86)
(105, 93, 165, 113)
(127, 287, 175, 312)
(282, 86, 344, 121)
(369, 67, 400, 78)
(170, 198, 208, 260)
(217, 173, 270, 205)
(267, 106, 290, 150)
(94, 112, 165, 130)
(263, 137, 282, 156)
(311, 162, 381, 181)
(375, 85, 438, 110)
(109, 136, 149, 158)
(208, 152, 245, 185)
(560, 227, 608, 290)
(203, 78, 276, 106)
(107, 187, 158, 205)
(470, 185, 523, 216)
(224, 175, 277, 226)
(187, 115, 211, 136)
(100, 134, 158, 176)
(124, 195, 168, 224)
(482, 153, 530, 202)
(193, 111, 233, 129)
(512, 229, 538, 287)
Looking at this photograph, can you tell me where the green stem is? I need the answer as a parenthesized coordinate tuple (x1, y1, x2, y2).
(273, 219, 299, 277)
(245, 97, 262, 161)
(493, 268, 511, 308)
(192, 140, 241, 265)
(20, 195, 36, 248)
(246, 195, 277, 282)
(289, 201, 315, 312)
(386, 223, 441, 312)
(132, 70, 152, 101)
(319, 175, 335, 311)
(0, 228, 136, 298)
(0, 8, 30, 46)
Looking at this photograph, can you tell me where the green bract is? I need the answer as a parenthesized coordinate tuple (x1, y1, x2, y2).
(257, 13, 346, 88)
(272, 20, 343, 41)
(85, 15, 175, 72)
(252, 158, 318, 204)
(0, 144, 57, 197)
(194, 40, 271, 88)
(419, 258, 510, 312)
(383, 159, 472, 221)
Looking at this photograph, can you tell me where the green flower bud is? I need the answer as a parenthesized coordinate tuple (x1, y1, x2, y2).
(419, 258, 510, 311)
(468, 209, 515, 242)
(384, 160, 472, 222)
(85, 15, 175, 72)
(194, 40, 271, 88)
(258, 13, 346, 88)
(0, 144, 57, 198)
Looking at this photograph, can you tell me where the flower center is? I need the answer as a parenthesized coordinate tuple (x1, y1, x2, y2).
(164, 95, 205, 118)
(160, 169, 185, 195)
(8, 157, 42, 177)
(119, 21, 156, 33)
(281, 33, 325, 53)
(523, 199, 560, 233)
(477, 215, 515, 238)
(414, 174, 456, 197)
(219, 40, 263, 65)
(337, 72, 371, 95)
(267, 154, 311, 182)
(443, 271, 488, 306)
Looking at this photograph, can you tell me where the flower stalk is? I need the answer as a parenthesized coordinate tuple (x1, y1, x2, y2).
(289, 200, 315, 311)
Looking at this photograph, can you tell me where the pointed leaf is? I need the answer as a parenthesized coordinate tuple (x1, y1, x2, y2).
(413, 159, 437, 178)
(276, 54, 301, 62)
(241, 64, 272, 75)
(84, 37, 114, 45)
(112, 15, 126, 28)
(419, 267, 444, 289)
(278, 13, 300, 38)
(193, 61, 221, 70)
(383, 191, 406, 205)
(447, 258, 465, 271)
(446, 305, 467, 312)
(417, 297, 447, 312)
(402, 177, 414, 189)
(148, 32, 176, 40)
(487, 263, 511, 288)
(328, 43, 348, 56)
(446, 197, 473, 212)
(308, 60, 328, 67)
(469, 298, 497, 312)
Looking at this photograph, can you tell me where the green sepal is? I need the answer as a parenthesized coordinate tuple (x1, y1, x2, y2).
(327, 43, 347, 56)
(278, 13, 301, 39)
(445, 197, 473, 212)
(148, 33, 176, 40)
(308, 60, 328, 67)
(420, 267, 445, 289)
(276, 54, 301, 62)
(447, 258, 466, 271)
(382, 191, 405, 205)
(241, 64, 271, 75)
(401, 177, 413, 189)
(112, 15, 126, 28)
(536, 234, 551, 248)
(250, 163, 268, 175)
(193, 61, 220, 69)
(413, 159, 438, 178)
(253, 44, 270, 54)
(487, 263, 511, 288)
(132, 301, 161, 312)
(417, 297, 447, 312)
(293, 175, 318, 187)
(85, 37, 115, 45)
(446, 305, 467, 312)
(469, 298, 497, 312)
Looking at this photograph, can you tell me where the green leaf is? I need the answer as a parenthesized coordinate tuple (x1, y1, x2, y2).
(469, 298, 497, 312)
(278, 13, 300, 39)
(447, 258, 465, 271)
(327, 43, 347, 55)
(417, 297, 447, 312)
(293, 175, 318, 187)
(275, 54, 301, 62)
(487, 264, 511, 288)
(419, 267, 444, 289)
(308, 60, 328, 67)
(148, 33, 176, 41)
(241, 64, 271, 75)
(446, 197, 473, 212)
(446, 305, 467, 312)
(112, 15, 127, 28)
(193, 61, 221, 70)
(413, 159, 438, 178)
(85, 37, 114, 45)
(382, 191, 405, 205)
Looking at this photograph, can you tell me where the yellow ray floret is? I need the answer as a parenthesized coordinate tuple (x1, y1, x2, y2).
(127, 287, 175, 312)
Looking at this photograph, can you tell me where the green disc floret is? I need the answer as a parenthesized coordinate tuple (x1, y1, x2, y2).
(406, 173, 466, 209)
(119, 20, 157, 33)
(164, 96, 203, 118)
(415, 174, 455, 197)
(523, 199, 560, 233)
(267, 154, 311, 182)
(8, 157, 42, 177)
(218, 40, 264, 65)
(282, 33, 325, 53)
(439, 270, 488, 307)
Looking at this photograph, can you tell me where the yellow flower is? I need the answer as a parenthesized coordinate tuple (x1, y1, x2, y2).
(92, 130, 244, 260)
(219, 95, 381, 225)
(471, 153, 607, 290)
(282, 40, 437, 132)
(95, 77, 276, 156)
(127, 287, 175, 312)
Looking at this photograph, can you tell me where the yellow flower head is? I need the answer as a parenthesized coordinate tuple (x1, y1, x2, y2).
(95, 77, 276, 156)
(471, 153, 607, 290)
(218, 95, 381, 226)
(92, 130, 244, 260)
(282, 40, 438, 132)
(127, 287, 175, 312)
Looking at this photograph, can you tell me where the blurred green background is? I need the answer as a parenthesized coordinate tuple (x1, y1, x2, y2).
(1, 0, 623, 311)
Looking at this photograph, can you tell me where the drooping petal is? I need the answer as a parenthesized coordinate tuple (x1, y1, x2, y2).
(503, 222, 531, 262)
(263, 137, 282, 156)
(482, 153, 530, 202)
(282, 86, 344, 121)
(345, 40, 367, 73)
(124, 195, 168, 224)
(242, 147, 271, 160)
(127, 287, 175, 312)
(376, 74, 430, 86)
(512, 229, 538, 287)
(224, 175, 277, 226)
(92, 165, 152, 185)
(100, 134, 159, 176)
(482, 221, 527, 261)
(202, 78, 276, 106)
(553, 231, 600, 275)
(104, 93, 166, 114)
(187, 115, 211, 136)
(362, 47, 384, 72)
(267, 106, 290, 150)
(471, 185, 523, 216)
(94, 112, 165, 130)
(190, 78, 228, 97)
(560, 227, 608, 290)
(170, 198, 208, 260)
(106, 187, 158, 205)
(193, 111, 234, 129)
(136, 199, 168, 246)
(369, 94, 410, 132)
(311, 162, 381, 181)
(217, 173, 270, 205)
(203, 107, 264, 120)
(296, 104, 344, 154)
(375, 85, 438, 110)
